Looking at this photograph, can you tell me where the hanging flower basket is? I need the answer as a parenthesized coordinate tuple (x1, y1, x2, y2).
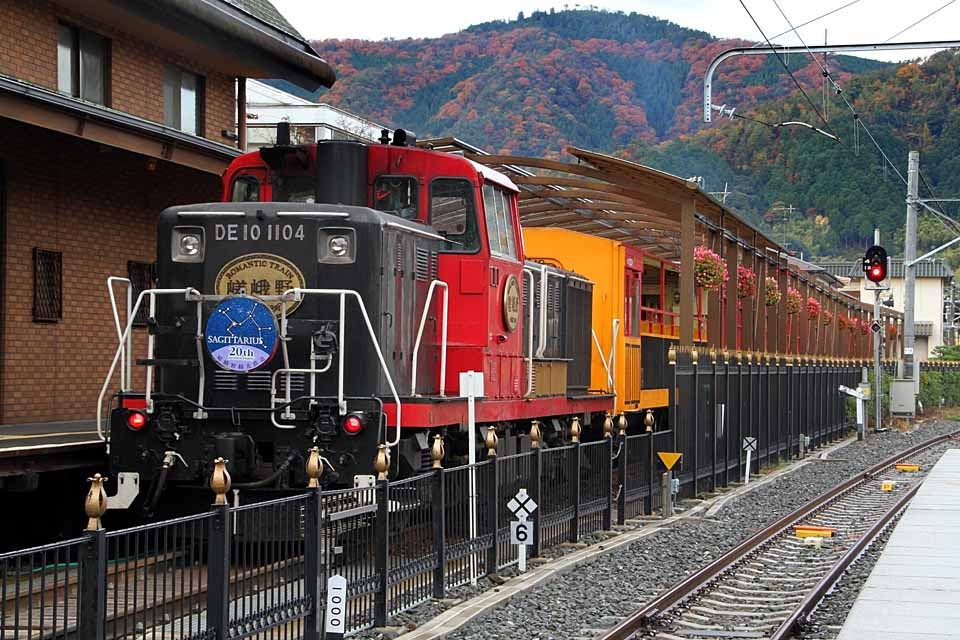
(806, 297, 821, 320)
(737, 265, 757, 298)
(764, 277, 781, 307)
(822, 309, 834, 326)
(859, 318, 870, 335)
(694, 246, 727, 290)
(786, 287, 803, 315)
(838, 315, 852, 332)
(887, 323, 898, 338)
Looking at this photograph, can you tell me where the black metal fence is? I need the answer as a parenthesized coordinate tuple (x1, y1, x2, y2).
(0, 356, 860, 639)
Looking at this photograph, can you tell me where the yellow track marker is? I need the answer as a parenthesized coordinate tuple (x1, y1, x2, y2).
(895, 463, 920, 472)
(794, 525, 837, 538)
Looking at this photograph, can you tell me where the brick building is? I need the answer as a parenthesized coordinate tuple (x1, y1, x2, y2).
(0, 0, 334, 432)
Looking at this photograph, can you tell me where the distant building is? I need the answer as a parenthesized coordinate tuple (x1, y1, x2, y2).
(821, 260, 955, 360)
(245, 80, 388, 149)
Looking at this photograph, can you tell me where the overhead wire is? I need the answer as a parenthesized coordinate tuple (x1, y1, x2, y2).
(761, 0, 865, 44)
(737, 0, 841, 140)
(883, 0, 957, 43)
(769, 0, 960, 237)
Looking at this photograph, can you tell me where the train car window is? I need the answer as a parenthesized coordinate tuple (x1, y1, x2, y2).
(374, 176, 418, 220)
(625, 268, 642, 337)
(481, 183, 518, 259)
(230, 176, 260, 202)
(273, 174, 316, 203)
(430, 178, 479, 252)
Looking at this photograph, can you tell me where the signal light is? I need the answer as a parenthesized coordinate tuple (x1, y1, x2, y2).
(127, 411, 147, 431)
(863, 245, 888, 284)
(342, 414, 364, 436)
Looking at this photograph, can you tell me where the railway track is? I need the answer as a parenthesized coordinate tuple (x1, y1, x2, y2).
(600, 431, 960, 640)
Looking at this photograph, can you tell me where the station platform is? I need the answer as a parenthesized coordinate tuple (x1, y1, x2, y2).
(836, 448, 960, 640)
(0, 419, 102, 457)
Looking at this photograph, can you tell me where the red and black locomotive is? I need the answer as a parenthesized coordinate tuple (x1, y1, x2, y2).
(105, 127, 612, 512)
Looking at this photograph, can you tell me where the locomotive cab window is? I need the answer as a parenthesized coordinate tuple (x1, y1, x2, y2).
(481, 183, 518, 259)
(430, 178, 479, 252)
(230, 175, 260, 202)
(373, 176, 418, 220)
(273, 174, 316, 203)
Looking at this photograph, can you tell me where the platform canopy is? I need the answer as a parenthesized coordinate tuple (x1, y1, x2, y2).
(419, 138, 786, 262)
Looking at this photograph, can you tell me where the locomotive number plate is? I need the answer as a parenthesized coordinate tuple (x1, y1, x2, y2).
(502, 274, 521, 332)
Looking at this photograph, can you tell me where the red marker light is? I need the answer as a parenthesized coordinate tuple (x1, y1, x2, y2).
(127, 411, 147, 431)
(342, 415, 364, 435)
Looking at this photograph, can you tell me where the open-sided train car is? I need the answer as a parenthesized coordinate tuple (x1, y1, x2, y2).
(523, 228, 696, 429)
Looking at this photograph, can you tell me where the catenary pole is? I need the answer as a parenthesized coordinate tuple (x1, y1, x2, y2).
(904, 152, 919, 392)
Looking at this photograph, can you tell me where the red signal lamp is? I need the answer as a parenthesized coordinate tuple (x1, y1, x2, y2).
(127, 410, 147, 431)
(342, 414, 364, 436)
(863, 245, 888, 284)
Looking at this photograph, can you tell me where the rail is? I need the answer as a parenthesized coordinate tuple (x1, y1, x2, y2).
(410, 279, 449, 397)
(597, 429, 960, 640)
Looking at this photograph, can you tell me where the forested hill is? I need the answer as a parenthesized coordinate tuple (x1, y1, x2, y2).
(272, 9, 886, 156)
(269, 9, 960, 263)
(624, 49, 960, 263)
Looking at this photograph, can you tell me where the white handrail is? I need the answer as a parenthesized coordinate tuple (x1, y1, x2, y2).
(523, 269, 536, 396)
(269, 364, 334, 429)
(107, 277, 132, 391)
(97, 288, 197, 443)
(591, 318, 621, 394)
(536, 264, 549, 358)
(287, 288, 403, 448)
(592, 330, 613, 390)
(410, 280, 449, 397)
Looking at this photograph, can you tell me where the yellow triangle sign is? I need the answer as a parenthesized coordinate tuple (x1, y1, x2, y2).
(657, 452, 682, 470)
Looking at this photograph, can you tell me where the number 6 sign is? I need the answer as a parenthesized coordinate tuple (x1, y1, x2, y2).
(325, 574, 347, 638)
(510, 521, 533, 545)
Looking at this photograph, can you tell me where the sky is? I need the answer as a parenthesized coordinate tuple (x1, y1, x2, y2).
(270, 0, 957, 63)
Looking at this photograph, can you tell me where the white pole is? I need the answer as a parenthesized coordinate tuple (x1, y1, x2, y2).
(518, 518, 527, 573)
(466, 372, 478, 586)
(744, 448, 752, 485)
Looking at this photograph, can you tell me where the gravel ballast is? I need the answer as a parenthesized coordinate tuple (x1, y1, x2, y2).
(359, 421, 959, 640)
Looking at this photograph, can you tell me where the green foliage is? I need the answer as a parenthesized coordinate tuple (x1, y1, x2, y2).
(932, 345, 960, 360)
(919, 370, 960, 408)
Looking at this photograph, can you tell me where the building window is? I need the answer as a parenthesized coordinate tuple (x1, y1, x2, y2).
(430, 178, 479, 253)
(164, 66, 204, 135)
(127, 261, 157, 326)
(33, 249, 62, 323)
(57, 23, 109, 105)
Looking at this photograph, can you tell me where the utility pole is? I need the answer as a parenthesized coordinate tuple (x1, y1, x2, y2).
(904, 151, 919, 385)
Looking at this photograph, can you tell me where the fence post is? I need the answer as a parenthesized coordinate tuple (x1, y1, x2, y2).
(485, 427, 499, 577)
(692, 348, 700, 495)
(304, 448, 323, 640)
(602, 416, 614, 531)
(78, 474, 107, 640)
(530, 422, 543, 557)
(207, 458, 232, 640)
(374, 445, 390, 627)
(569, 417, 582, 543)
(430, 435, 446, 598)
(616, 416, 627, 525)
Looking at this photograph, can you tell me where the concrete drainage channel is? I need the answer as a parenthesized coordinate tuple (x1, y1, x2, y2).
(355, 421, 959, 640)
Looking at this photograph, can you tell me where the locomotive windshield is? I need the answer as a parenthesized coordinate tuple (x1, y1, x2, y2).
(430, 178, 479, 252)
(273, 174, 316, 203)
(373, 176, 418, 220)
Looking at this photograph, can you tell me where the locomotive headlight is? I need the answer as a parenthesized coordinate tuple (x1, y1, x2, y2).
(180, 234, 201, 256)
(172, 227, 205, 263)
(318, 228, 356, 264)
(329, 235, 350, 257)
